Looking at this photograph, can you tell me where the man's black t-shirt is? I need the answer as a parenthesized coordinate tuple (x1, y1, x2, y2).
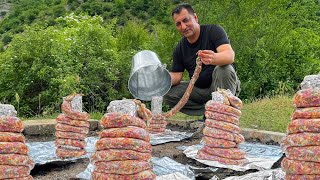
(171, 25, 230, 89)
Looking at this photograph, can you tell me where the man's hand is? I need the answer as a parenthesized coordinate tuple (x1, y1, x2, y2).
(197, 50, 215, 65)
(197, 44, 235, 66)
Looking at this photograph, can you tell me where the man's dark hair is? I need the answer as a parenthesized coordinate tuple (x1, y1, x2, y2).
(171, 3, 195, 16)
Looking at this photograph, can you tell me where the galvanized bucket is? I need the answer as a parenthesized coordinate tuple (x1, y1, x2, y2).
(128, 50, 171, 101)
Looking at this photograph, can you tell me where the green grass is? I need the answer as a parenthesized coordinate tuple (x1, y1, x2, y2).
(168, 112, 202, 121)
(169, 95, 294, 133)
(23, 95, 294, 133)
(24, 111, 104, 121)
(240, 95, 294, 133)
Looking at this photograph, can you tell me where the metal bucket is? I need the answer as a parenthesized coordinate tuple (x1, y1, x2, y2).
(128, 50, 171, 101)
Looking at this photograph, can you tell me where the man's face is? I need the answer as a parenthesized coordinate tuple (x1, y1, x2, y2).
(173, 8, 198, 39)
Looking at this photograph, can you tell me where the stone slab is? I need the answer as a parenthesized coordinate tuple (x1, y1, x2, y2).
(21, 118, 286, 145)
(23, 119, 100, 136)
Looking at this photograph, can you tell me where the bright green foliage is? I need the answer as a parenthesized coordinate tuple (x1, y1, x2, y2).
(0, 0, 67, 44)
(196, 0, 320, 100)
(0, 14, 123, 116)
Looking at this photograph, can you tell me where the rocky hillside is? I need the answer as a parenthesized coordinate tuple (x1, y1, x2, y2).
(0, 0, 11, 20)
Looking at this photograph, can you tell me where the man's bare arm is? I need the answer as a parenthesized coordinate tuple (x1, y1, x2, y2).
(198, 44, 235, 66)
(170, 72, 183, 86)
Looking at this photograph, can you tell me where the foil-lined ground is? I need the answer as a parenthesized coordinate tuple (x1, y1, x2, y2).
(27, 130, 193, 165)
(182, 142, 283, 172)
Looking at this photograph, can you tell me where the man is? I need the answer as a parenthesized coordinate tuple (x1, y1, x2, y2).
(164, 3, 241, 117)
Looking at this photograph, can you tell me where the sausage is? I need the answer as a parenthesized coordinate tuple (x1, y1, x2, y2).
(227, 94, 243, 110)
(0, 165, 31, 179)
(100, 112, 146, 129)
(292, 107, 320, 120)
(281, 132, 320, 150)
(197, 149, 248, 165)
(285, 146, 320, 162)
(94, 160, 152, 174)
(200, 145, 246, 159)
(147, 127, 166, 133)
(203, 126, 244, 143)
(148, 115, 167, 133)
(56, 147, 86, 159)
(281, 157, 320, 175)
(99, 127, 150, 142)
(293, 88, 320, 108)
(0, 116, 24, 132)
(56, 114, 90, 127)
(285, 174, 320, 180)
(148, 123, 167, 129)
(0, 142, 29, 155)
(91, 149, 151, 163)
(55, 123, 89, 134)
(205, 111, 239, 125)
(95, 138, 152, 153)
(0, 132, 25, 142)
(0, 154, 34, 169)
(205, 100, 241, 118)
(205, 119, 240, 133)
(92, 170, 156, 180)
(6, 175, 34, 180)
(287, 119, 320, 134)
(55, 130, 87, 140)
(202, 136, 237, 148)
(55, 138, 86, 149)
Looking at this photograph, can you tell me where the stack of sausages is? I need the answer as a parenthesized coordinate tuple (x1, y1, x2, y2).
(0, 115, 34, 179)
(55, 95, 90, 159)
(134, 99, 167, 134)
(281, 87, 320, 179)
(196, 90, 248, 165)
(148, 97, 167, 133)
(148, 114, 167, 133)
(91, 112, 156, 179)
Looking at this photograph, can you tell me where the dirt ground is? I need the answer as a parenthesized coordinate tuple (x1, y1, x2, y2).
(27, 124, 283, 180)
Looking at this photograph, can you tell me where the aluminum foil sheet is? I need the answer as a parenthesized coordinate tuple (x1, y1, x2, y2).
(106, 99, 137, 116)
(211, 91, 227, 103)
(156, 172, 193, 180)
(63, 94, 83, 112)
(183, 142, 283, 172)
(27, 137, 97, 165)
(222, 168, 285, 180)
(0, 103, 17, 116)
(152, 157, 194, 178)
(151, 96, 163, 115)
(211, 89, 232, 103)
(76, 157, 195, 180)
(300, 74, 320, 89)
(149, 129, 193, 145)
(27, 130, 193, 165)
